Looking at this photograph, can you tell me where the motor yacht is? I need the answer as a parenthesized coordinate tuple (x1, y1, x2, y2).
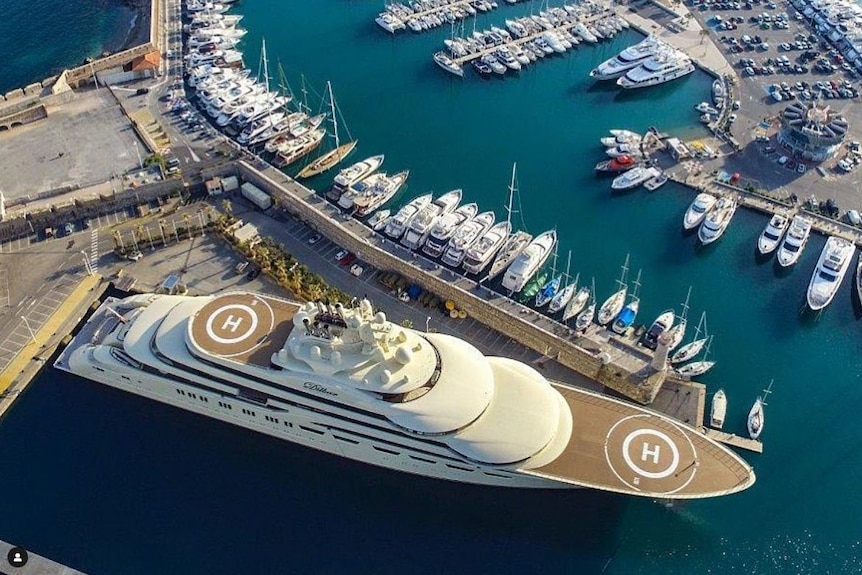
(462, 221, 511, 275)
(423, 203, 478, 258)
(366, 210, 391, 232)
(643, 310, 675, 350)
(710, 389, 727, 430)
(327, 155, 385, 203)
(433, 51, 465, 77)
(683, 193, 718, 230)
(442, 211, 496, 267)
(698, 196, 738, 245)
(385, 194, 434, 240)
(611, 166, 661, 191)
(590, 36, 662, 80)
(776, 215, 812, 267)
(617, 49, 695, 89)
(595, 155, 639, 174)
(757, 214, 790, 255)
(502, 230, 557, 293)
(807, 236, 855, 311)
(401, 190, 463, 250)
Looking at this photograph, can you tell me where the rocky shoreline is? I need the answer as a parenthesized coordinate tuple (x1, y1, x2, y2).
(111, 0, 153, 54)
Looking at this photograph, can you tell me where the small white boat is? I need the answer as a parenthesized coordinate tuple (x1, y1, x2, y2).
(562, 278, 590, 322)
(643, 172, 668, 191)
(675, 335, 715, 377)
(683, 193, 717, 231)
(367, 209, 391, 232)
(747, 380, 773, 440)
(758, 213, 790, 255)
(695, 101, 719, 114)
(671, 312, 708, 365)
(433, 51, 465, 77)
(776, 215, 812, 267)
(643, 309, 675, 350)
(575, 282, 597, 331)
(807, 236, 855, 311)
(611, 166, 660, 191)
(548, 253, 575, 314)
(710, 389, 727, 429)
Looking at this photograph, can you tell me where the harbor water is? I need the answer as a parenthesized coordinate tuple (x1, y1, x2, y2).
(2, 0, 862, 572)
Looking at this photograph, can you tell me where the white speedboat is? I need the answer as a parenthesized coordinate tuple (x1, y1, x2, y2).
(776, 215, 812, 267)
(757, 214, 790, 255)
(698, 196, 738, 245)
(600, 130, 642, 147)
(462, 221, 511, 275)
(617, 49, 695, 89)
(55, 292, 755, 498)
(606, 143, 643, 158)
(385, 193, 434, 240)
(327, 154, 385, 203)
(807, 236, 855, 311)
(401, 190, 463, 250)
(376, 12, 405, 33)
(502, 230, 557, 293)
(590, 36, 661, 80)
(642, 310, 675, 350)
(683, 193, 717, 230)
(442, 211, 496, 267)
(611, 166, 660, 191)
(423, 203, 478, 259)
(710, 389, 727, 429)
(367, 209, 391, 232)
(694, 101, 719, 115)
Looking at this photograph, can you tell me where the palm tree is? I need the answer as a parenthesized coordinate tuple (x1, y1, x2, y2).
(221, 199, 233, 216)
(112, 230, 124, 251)
(158, 219, 168, 244)
(182, 214, 192, 239)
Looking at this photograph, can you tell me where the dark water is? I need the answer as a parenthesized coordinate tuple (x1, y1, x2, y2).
(0, 0, 133, 94)
(2, 0, 862, 573)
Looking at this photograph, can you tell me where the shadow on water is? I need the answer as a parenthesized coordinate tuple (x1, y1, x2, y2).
(0, 372, 654, 575)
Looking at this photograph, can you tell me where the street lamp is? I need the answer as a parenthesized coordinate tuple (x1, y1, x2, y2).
(20, 315, 37, 344)
(425, 316, 431, 333)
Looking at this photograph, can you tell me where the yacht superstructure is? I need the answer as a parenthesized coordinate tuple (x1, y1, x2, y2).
(807, 236, 855, 310)
(56, 291, 755, 498)
(590, 35, 662, 80)
(502, 230, 557, 293)
(422, 203, 478, 258)
(401, 190, 463, 250)
(616, 48, 695, 89)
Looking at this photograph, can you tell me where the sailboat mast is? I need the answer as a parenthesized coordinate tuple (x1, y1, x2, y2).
(261, 37, 269, 91)
(327, 81, 339, 148)
(506, 162, 517, 228)
(564, 251, 572, 286)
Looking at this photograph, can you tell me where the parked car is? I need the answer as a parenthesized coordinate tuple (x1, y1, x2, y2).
(246, 266, 261, 281)
(334, 249, 349, 261)
(339, 253, 357, 266)
(127, 251, 143, 262)
(349, 264, 364, 277)
(308, 233, 322, 245)
(135, 87, 150, 96)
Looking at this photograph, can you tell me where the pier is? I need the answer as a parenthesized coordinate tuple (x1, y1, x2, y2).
(704, 429, 764, 454)
(449, 9, 615, 67)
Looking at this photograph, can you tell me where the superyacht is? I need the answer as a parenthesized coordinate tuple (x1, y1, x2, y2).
(326, 155, 385, 203)
(807, 236, 855, 311)
(56, 291, 754, 498)
(616, 49, 695, 89)
(384, 194, 433, 240)
(590, 35, 662, 80)
(441, 211, 496, 267)
(462, 221, 512, 275)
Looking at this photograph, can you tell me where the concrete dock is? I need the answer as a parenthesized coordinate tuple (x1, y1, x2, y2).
(704, 428, 764, 454)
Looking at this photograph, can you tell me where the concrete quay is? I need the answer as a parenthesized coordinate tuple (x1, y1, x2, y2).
(219, 159, 695, 406)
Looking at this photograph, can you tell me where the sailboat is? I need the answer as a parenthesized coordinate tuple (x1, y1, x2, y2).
(670, 312, 708, 364)
(597, 254, 630, 326)
(575, 278, 597, 331)
(666, 286, 691, 351)
(548, 252, 575, 313)
(675, 335, 715, 377)
(562, 274, 590, 322)
(297, 81, 357, 178)
(611, 270, 641, 335)
(710, 389, 727, 429)
(484, 163, 532, 282)
(747, 380, 773, 440)
(534, 247, 561, 308)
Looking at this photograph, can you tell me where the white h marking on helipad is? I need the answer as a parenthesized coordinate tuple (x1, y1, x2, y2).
(221, 314, 244, 333)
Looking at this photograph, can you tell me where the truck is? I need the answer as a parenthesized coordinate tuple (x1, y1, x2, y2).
(240, 182, 272, 211)
(221, 176, 239, 193)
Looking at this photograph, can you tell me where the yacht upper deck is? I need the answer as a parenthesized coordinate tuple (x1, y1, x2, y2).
(187, 292, 299, 368)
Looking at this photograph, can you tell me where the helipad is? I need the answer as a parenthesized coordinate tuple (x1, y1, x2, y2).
(189, 292, 299, 367)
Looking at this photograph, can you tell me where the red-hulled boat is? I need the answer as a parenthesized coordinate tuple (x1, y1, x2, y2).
(595, 154, 640, 174)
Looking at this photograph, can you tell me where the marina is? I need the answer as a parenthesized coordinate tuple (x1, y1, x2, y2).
(3, 0, 862, 570)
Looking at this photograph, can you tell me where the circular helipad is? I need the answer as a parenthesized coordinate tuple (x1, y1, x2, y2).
(191, 293, 275, 358)
(604, 414, 699, 495)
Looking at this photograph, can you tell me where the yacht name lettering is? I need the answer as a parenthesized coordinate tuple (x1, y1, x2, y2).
(304, 382, 337, 396)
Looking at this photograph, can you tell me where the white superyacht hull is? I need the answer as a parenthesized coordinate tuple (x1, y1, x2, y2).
(57, 349, 564, 489)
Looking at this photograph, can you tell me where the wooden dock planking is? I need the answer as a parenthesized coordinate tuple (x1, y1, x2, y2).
(704, 428, 764, 454)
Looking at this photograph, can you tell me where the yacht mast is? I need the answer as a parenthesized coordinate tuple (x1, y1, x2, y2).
(327, 80, 339, 148)
(563, 250, 572, 287)
(505, 162, 517, 228)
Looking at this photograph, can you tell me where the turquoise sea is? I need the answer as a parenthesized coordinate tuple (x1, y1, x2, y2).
(2, 0, 862, 573)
